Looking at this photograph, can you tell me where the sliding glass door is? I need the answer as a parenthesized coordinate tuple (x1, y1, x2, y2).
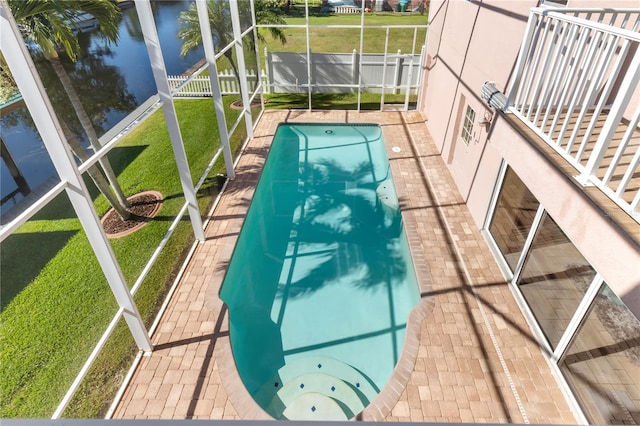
(485, 165, 640, 425)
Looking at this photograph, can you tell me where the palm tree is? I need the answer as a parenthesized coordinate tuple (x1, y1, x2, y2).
(278, 158, 406, 299)
(8, 0, 132, 220)
(247, 0, 287, 46)
(178, 0, 286, 87)
(0, 52, 20, 104)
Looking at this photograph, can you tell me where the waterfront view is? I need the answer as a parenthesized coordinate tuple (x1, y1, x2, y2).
(0, 1, 202, 217)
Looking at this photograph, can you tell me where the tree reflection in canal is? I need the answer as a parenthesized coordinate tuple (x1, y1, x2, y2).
(1, 1, 202, 215)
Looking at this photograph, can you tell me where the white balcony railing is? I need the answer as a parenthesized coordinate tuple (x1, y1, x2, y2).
(506, 8, 640, 222)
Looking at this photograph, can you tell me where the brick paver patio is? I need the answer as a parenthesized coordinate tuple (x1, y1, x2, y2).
(113, 110, 579, 423)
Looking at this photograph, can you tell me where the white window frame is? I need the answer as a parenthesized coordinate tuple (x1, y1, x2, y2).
(461, 104, 475, 145)
(541, 0, 568, 7)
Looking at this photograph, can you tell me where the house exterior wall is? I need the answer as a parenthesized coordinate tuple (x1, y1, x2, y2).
(420, 0, 640, 314)
(491, 116, 640, 314)
(422, 0, 534, 225)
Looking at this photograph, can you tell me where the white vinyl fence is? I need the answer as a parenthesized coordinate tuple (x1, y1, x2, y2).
(266, 48, 424, 94)
(168, 48, 424, 97)
(167, 69, 267, 97)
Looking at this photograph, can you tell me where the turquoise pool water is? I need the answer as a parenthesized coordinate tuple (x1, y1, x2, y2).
(220, 124, 419, 420)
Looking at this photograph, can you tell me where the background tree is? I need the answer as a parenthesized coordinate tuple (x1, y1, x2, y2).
(178, 0, 287, 85)
(0, 53, 20, 104)
(38, 33, 138, 138)
(8, 0, 133, 220)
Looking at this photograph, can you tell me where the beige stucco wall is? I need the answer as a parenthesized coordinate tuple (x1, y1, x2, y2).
(491, 117, 640, 317)
(420, 0, 640, 316)
(421, 0, 535, 226)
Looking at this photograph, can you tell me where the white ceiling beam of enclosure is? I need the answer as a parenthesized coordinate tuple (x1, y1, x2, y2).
(134, 0, 206, 242)
(229, 0, 254, 139)
(357, 3, 366, 111)
(305, 1, 312, 110)
(0, 0, 152, 352)
(249, 0, 266, 112)
(196, 0, 236, 179)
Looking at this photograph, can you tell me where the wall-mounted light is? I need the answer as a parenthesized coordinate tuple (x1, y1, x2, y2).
(478, 110, 493, 128)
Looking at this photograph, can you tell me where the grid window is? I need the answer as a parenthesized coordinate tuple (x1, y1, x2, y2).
(461, 105, 475, 144)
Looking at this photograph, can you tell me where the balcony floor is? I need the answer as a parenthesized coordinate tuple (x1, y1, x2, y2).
(112, 110, 578, 423)
(505, 110, 640, 245)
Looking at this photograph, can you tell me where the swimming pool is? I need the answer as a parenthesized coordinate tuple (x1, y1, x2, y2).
(220, 123, 419, 420)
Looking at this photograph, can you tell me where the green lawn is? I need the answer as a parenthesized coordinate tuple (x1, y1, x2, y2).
(260, 10, 428, 56)
(0, 98, 244, 418)
(265, 92, 417, 110)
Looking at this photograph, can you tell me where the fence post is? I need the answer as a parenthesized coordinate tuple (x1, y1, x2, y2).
(261, 69, 269, 94)
(229, 70, 235, 94)
(247, 70, 254, 92)
(308, 48, 314, 92)
(351, 49, 358, 93)
(265, 47, 274, 94)
(394, 49, 402, 94)
(219, 70, 225, 94)
(196, 77, 203, 96)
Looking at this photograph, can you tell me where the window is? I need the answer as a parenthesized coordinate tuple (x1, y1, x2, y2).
(461, 105, 475, 144)
(486, 166, 640, 425)
(488, 167, 540, 271)
(560, 282, 640, 425)
(541, 0, 568, 6)
(517, 212, 596, 349)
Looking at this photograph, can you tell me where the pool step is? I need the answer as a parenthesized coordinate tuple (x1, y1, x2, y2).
(254, 355, 377, 420)
(376, 179, 399, 213)
(256, 355, 378, 402)
(282, 392, 348, 421)
(267, 372, 364, 419)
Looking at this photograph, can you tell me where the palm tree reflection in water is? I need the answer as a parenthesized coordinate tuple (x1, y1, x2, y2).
(277, 156, 407, 301)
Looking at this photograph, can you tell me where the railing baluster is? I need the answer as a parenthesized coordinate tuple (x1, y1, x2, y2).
(549, 25, 591, 145)
(570, 32, 619, 162)
(575, 36, 633, 162)
(607, 103, 640, 190)
(577, 50, 640, 187)
(524, 16, 552, 119)
(528, 18, 563, 123)
(541, 22, 580, 135)
(515, 16, 544, 111)
(557, 30, 602, 150)
(507, 11, 541, 110)
(507, 8, 640, 220)
(631, 190, 640, 217)
(534, 20, 566, 125)
(540, 20, 575, 131)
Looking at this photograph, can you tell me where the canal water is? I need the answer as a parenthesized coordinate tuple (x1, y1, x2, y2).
(0, 1, 204, 216)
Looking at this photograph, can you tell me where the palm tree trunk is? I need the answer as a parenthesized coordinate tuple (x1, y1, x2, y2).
(60, 120, 132, 220)
(224, 51, 243, 99)
(49, 56, 131, 210)
(0, 134, 30, 197)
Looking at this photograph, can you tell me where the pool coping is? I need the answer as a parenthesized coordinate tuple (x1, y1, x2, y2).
(208, 113, 437, 421)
